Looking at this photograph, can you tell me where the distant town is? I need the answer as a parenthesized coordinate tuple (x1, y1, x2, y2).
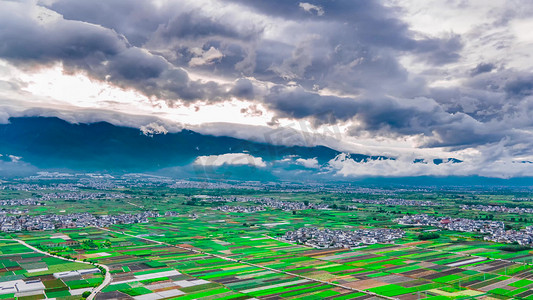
(352, 198, 440, 206)
(396, 214, 533, 246)
(396, 214, 505, 233)
(0, 199, 42, 206)
(214, 205, 266, 213)
(0, 211, 163, 232)
(283, 227, 405, 249)
(461, 204, 533, 215)
(204, 196, 330, 211)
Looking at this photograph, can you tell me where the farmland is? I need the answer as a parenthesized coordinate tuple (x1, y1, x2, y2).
(0, 239, 104, 299)
(2, 176, 533, 299)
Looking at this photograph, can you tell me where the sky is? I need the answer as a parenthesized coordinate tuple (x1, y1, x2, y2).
(1, 0, 533, 178)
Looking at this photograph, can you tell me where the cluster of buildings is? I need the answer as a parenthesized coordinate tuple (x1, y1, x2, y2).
(395, 214, 533, 246)
(512, 197, 533, 202)
(484, 226, 533, 245)
(0, 209, 28, 215)
(258, 198, 329, 211)
(283, 227, 405, 249)
(170, 180, 259, 190)
(352, 198, 439, 206)
(461, 204, 533, 215)
(203, 196, 330, 211)
(39, 192, 129, 201)
(396, 214, 533, 246)
(214, 205, 265, 213)
(0, 199, 41, 206)
(396, 214, 504, 233)
(2, 173, 420, 194)
(0, 183, 79, 191)
(168, 179, 401, 193)
(485, 226, 533, 245)
(0, 211, 160, 232)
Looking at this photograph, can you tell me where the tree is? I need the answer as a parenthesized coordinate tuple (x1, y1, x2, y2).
(417, 232, 440, 240)
(82, 291, 91, 298)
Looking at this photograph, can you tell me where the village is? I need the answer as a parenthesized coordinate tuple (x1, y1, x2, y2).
(0, 199, 42, 206)
(282, 227, 405, 249)
(199, 196, 330, 211)
(214, 205, 266, 213)
(38, 192, 130, 201)
(461, 204, 533, 215)
(396, 214, 505, 233)
(258, 198, 330, 211)
(485, 226, 533, 245)
(0, 211, 161, 232)
(396, 214, 533, 246)
(352, 198, 439, 206)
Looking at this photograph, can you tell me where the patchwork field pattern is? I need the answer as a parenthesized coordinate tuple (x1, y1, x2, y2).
(5, 210, 533, 300)
(4, 185, 533, 299)
(0, 240, 104, 299)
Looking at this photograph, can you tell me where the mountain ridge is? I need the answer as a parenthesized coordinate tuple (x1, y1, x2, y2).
(0, 117, 390, 172)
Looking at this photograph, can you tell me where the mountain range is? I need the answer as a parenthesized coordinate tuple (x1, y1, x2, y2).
(0, 117, 464, 182)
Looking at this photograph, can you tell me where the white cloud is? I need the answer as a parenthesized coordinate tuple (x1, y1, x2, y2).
(0, 157, 37, 176)
(0, 110, 9, 124)
(194, 153, 266, 167)
(140, 122, 168, 137)
(299, 3, 324, 16)
(327, 152, 533, 179)
(8, 155, 22, 163)
(295, 157, 319, 168)
(189, 47, 224, 67)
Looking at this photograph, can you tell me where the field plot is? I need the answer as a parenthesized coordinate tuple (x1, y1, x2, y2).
(5, 190, 533, 299)
(101, 213, 533, 300)
(0, 240, 103, 299)
(12, 226, 366, 299)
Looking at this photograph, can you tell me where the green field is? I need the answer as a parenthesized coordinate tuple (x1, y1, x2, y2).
(2, 181, 533, 299)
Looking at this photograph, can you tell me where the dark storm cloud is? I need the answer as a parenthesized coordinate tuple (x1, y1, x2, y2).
(414, 34, 463, 65)
(46, 0, 462, 88)
(107, 48, 168, 81)
(429, 69, 533, 125)
(230, 79, 255, 99)
(223, 0, 413, 49)
(264, 85, 513, 148)
(471, 63, 495, 76)
(0, 11, 124, 63)
(504, 75, 533, 97)
(44, 0, 162, 46)
(156, 12, 250, 41)
(0, 2, 243, 103)
(223, 0, 463, 61)
(3, 0, 533, 155)
(265, 87, 360, 124)
(190, 0, 462, 100)
(422, 67, 533, 149)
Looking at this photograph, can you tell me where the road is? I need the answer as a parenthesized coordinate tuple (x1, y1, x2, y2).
(126, 201, 144, 209)
(97, 227, 397, 300)
(0, 238, 111, 300)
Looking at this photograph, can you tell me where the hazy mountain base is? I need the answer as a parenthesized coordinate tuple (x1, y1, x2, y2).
(2, 117, 530, 186)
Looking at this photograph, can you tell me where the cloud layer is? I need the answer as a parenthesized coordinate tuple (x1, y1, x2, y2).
(194, 153, 266, 167)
